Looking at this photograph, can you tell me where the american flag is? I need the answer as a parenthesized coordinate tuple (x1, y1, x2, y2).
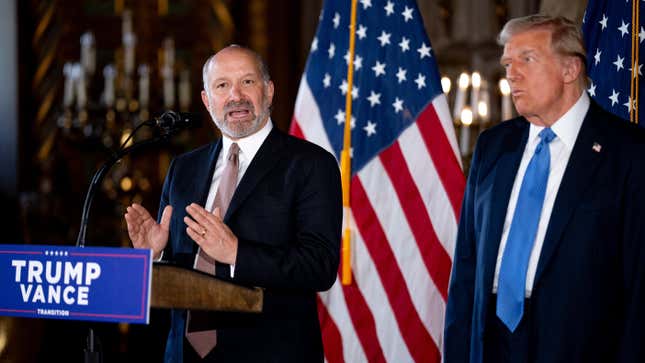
(583, 0, 644, 124)
(290, 0, 465, 361)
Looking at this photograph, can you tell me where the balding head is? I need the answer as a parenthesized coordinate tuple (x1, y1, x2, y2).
(202, 45, 271, 97)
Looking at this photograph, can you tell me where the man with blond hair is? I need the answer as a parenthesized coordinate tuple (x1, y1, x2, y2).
(445, 14, 645, 363)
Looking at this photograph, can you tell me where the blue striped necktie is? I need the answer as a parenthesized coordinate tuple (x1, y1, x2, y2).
(496, 127, 556, 332)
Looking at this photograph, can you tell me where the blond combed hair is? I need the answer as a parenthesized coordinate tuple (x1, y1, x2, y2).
(498, 14, 588, 87)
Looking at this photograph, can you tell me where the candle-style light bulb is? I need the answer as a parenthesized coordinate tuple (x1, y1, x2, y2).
(441, 76, 451, 94)
(453, 73, 470, 120)
(499, 78, 513, 120)
(460, 107, 473, 156)
(458, 73, 470, 89)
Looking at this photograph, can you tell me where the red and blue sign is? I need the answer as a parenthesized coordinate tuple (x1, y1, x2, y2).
(0, 244, 152, 324)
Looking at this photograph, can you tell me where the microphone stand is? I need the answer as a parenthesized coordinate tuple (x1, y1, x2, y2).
(76, 114, 187, 247)
(75, 113, 189, 363)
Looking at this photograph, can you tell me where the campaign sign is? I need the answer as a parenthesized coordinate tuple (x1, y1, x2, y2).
(0, 245, 152, 324)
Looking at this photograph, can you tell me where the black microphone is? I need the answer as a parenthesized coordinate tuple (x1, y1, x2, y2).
(155, 110, 202, 131)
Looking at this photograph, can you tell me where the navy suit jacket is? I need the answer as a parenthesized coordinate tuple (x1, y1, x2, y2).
(444, 101, 645, 363)
(158, 128, 342, 363)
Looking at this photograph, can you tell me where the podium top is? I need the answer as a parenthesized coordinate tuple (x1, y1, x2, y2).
(151, 262, 263, 313)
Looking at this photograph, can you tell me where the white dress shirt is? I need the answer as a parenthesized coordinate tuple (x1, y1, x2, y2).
(493, 92, 590, 297)
(204, 120, 273, 212)
(203, 119, 273, 277)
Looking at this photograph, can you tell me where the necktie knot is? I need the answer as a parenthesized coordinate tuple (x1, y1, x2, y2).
(228, 142, 240, 161)
(535, 128, 556, 154)
(539, 128, 556, 144)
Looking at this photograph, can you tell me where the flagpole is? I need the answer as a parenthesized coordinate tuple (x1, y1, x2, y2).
(340, 0, 359, 286)
(630, 0, 640, 123)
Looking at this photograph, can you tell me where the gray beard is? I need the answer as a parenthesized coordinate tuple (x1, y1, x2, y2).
(211, 106, 270, 139)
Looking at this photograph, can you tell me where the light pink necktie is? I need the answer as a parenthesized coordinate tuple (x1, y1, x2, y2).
(186, 142, 239, 358)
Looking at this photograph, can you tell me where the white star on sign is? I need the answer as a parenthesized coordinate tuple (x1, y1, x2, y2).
(323, 73, 331, 88)
(608, 89, 620, 106)
(599, 14, 608, 30)
(594, 48, 601, 65)
(372, 61, 386, 77)
(367, 91, 381, 106)
(360, 0, 372, 9)
(393, 97, 404, 113)
(351, 86, 359, 100)
(640, 26, 645, 43)
(396, 67, 407, 83)
(399, 37, 410, 52)
(417, 43, 431, 59)
(618, 20, 630, 37)
(333, 12, 340, 29)
(415, 73, 426, 89)
(588, 82, 596, 97)
(311, 37, 318, 52)
(402, 6, 413, 22)
(377, 31, 391, 46)
(328, 43, 335, 59)
(384, 1, 394, 16)
(613, 54, 624, 71)
(364, 121, 377, 137)
(356, 25, 367, 40)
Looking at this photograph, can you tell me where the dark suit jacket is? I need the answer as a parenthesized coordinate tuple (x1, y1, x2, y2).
(444, 101, 645, 363)
(158, 128, 342, 363)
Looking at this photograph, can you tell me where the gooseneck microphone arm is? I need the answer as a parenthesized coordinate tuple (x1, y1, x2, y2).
(75, 110, 201, 247)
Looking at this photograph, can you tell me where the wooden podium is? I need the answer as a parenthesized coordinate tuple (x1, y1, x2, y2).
(150, 262, 263, 313)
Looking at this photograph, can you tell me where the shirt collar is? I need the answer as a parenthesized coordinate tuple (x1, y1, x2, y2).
(221, 118, 273, 161)
(527, 92, 590, 150)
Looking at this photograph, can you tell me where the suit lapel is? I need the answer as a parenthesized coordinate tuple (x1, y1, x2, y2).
(180, 139, 222, 208)
(533, 106, 606, 286)
(195, 141, 222, 207)
(481, 119, 529, 295)
(224, 128, 286, 221)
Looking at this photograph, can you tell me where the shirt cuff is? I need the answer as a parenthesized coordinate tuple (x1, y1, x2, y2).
(154, 250, 164, 262)
(230, 264, 235, 278)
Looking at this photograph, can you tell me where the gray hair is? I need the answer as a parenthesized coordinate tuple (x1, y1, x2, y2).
(498, 14, 587, 78)
(202, 44, 271, 94)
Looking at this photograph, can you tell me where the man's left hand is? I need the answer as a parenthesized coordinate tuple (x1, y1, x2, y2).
(184, 203, 238, 265)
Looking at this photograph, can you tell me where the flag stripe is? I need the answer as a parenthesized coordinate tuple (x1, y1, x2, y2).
(290, 116, 305, 139)
(292, 77, 336, 156)
(317, 295, 345, 363)
(432, 95, 462, 167)
(349, 212, 414, 362)
(358, 152, 446, 348)
(398, 121, 458, 260)
(379, 140, 452, 299)
(417, 101, 465, 219)
(320, 278, 368, 363)
(351, 177, 440, 363)
(341, 273, 388, 363)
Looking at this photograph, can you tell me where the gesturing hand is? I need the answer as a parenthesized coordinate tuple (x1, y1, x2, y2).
(124, 203, 172, 259)
(184, 203, 238, 265)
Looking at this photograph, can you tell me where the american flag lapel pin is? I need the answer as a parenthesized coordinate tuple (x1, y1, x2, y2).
(592, 142, 602, 153)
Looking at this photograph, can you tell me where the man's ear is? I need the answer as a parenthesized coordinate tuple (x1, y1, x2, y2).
(201, 90, 210, 110)
(562, 56, 583, 85)
(266, 80, 275, 106)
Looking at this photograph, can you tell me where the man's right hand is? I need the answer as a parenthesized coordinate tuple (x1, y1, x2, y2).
(124, 204, 172, 260)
